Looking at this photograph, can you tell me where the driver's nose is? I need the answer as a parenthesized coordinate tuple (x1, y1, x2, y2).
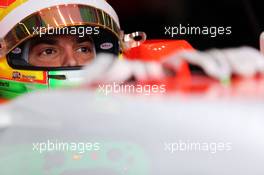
(61, 46, 78, 66)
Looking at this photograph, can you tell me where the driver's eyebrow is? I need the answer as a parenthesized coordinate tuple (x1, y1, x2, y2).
(31, 38, 58, 47)
(76, 37, 93, 44)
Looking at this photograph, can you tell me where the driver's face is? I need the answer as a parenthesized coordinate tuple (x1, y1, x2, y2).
(28, 35, 95, 67)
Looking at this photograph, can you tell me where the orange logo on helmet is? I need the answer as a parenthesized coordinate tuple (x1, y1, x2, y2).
(0, 0, 16, 7)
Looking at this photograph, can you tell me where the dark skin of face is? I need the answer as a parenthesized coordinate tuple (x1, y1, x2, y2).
(28, 35, 95, 67)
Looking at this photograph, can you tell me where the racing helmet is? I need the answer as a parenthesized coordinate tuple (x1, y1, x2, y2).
(0, 0, 123, 99)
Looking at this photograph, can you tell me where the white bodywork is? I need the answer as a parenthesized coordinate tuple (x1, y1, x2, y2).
(0, 89, 263, 174)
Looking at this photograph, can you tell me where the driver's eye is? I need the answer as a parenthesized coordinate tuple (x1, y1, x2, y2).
(77, 47, 91, 53)
(41, 48, 57, 56)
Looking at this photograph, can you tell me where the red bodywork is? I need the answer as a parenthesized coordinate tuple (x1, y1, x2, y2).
(124, 40, 264, 99)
